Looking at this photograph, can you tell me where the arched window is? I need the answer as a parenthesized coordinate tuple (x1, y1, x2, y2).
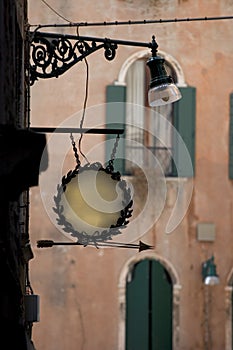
(124, 57, 177, 175)
(105, 50, 196, 178)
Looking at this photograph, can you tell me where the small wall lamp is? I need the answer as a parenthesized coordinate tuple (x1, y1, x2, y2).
(202, 256, 220, 286)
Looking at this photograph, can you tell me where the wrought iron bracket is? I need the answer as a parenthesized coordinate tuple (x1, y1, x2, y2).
(29, 31, 155, 85)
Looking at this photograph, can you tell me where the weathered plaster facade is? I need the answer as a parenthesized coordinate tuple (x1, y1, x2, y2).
(28, 1, 233, 349)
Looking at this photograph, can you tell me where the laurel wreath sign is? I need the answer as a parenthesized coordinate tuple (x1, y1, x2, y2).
(53, 162, 133, 247)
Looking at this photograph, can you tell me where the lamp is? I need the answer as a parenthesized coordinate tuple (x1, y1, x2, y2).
(146, 36, 182, 107)
(202, 256, 220, 286)
(29, 32, 182, 107)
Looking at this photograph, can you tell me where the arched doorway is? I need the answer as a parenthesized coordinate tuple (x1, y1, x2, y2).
(118, 252, 181, 350)
(126, 259, 173, 350)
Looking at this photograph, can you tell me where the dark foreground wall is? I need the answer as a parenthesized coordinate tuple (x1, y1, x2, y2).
(0, 1, 47, 348)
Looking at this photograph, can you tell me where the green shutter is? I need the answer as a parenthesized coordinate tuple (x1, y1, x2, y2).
(105, 84, 126, 174)
(229, 93, 233, 179)
(173, 86, 196, 177)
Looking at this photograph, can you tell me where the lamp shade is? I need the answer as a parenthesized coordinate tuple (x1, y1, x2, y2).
(146, 55, 182, 107)
(204, 275, 220, 286)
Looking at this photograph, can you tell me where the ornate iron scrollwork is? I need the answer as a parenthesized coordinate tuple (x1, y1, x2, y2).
(29, 32, 118, 85)
(28, 31, 153, 85)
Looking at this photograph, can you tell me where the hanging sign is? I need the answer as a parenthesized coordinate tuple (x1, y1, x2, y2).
(53, 161, 133, 246)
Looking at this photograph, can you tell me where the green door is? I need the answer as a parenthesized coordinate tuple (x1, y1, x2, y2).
(126, 259, 173, 350)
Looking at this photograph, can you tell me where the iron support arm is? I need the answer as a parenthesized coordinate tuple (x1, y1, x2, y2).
(30, 127, 124, 134)
(29, 31, 155, 85)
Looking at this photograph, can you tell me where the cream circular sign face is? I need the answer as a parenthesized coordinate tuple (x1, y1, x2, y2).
(53, 162, 133, 246)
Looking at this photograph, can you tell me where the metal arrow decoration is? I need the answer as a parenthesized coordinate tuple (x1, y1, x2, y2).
(37, 239, 153, 252)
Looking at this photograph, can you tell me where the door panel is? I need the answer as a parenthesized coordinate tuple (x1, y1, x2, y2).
(151, 261, 173, 349)
(126, 260, 149, 350)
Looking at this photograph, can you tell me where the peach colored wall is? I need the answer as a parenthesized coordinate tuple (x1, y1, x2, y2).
(28, 1, 233, 349)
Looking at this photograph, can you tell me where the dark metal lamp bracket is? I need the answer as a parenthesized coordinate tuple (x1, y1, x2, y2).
(29, 31, 154, 85)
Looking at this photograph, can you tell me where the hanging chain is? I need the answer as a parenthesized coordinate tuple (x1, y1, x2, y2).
(70, 133, 81, 169)
(107, 134, 120, 170)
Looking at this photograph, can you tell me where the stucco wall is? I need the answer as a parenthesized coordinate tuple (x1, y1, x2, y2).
(28, 1, 233, 349)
